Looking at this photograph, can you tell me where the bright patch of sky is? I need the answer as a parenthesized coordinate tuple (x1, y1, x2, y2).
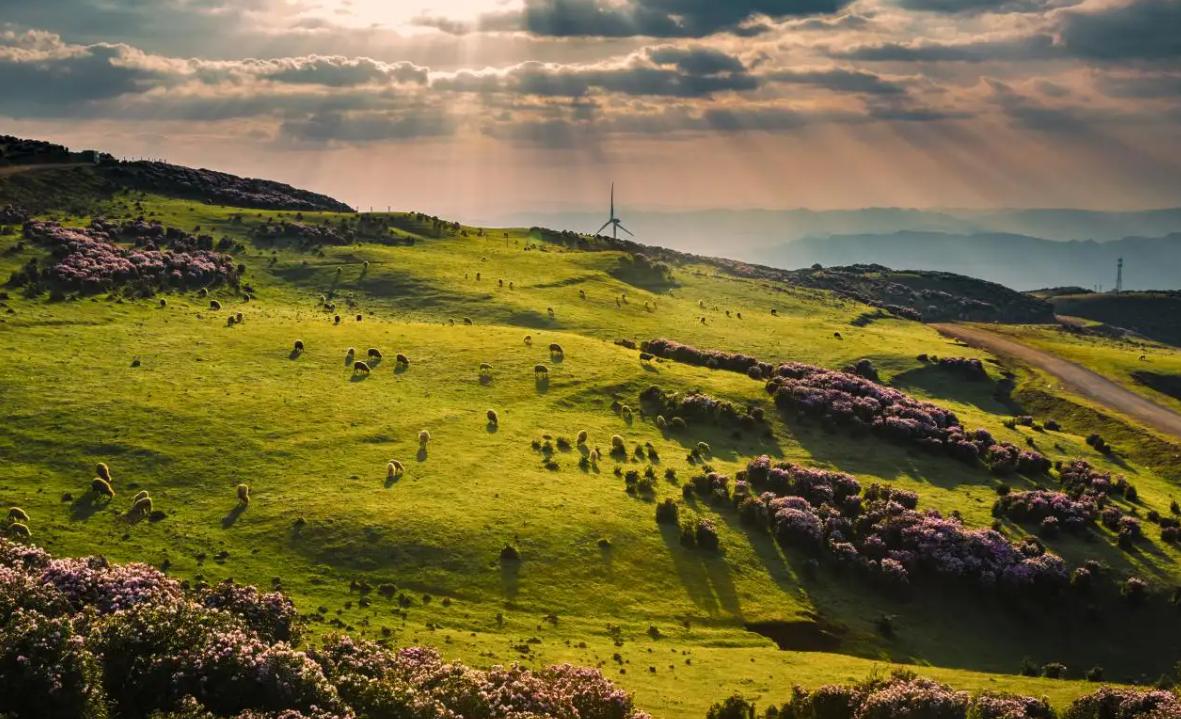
(306, 0, 523, 30)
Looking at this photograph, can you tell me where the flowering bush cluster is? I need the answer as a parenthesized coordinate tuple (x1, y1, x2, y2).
(107, 162, 354, 212)
(742, 456, 1069, 593)
(640, 385, 764, 429)
(732, 670, 1178, 719)
(936, 356, 989, 380)
(22, 220, 236, 293)
(993, 490, 1098, 531)
(1059, 460, 1135, 501)
(642, 339, 774, 379)
(0, 538, 650, 719)
(765, 361, 1050, 474)
(253, 219, 354, 247)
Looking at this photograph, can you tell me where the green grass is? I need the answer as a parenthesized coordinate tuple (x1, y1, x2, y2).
(2, 196, 1180, 717)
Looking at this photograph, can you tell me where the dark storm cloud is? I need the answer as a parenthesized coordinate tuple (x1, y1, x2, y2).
(1056, 0, 1181, 61)
(417, 0, 854, 39)
(832, 34, 1059, 63)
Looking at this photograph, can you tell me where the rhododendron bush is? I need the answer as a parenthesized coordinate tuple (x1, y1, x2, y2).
(22, 220, 236, 293)
(742, 456, 1069, 593)
(728, 670, 1178, 719)
(0, 539, 650, 719)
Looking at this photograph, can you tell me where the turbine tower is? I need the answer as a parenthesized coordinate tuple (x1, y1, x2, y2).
(1115, 257, 1124, 294)
(594, 183, 634, 239)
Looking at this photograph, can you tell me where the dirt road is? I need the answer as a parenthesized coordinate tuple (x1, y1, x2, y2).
(932, 323, 1181, 440)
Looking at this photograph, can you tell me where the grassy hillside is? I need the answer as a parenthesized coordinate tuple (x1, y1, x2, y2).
(1048, 292, 1181, 347)
(4, 189, 1181, 717)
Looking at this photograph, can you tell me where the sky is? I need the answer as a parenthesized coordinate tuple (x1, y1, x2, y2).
(1, 0, 1179, 218)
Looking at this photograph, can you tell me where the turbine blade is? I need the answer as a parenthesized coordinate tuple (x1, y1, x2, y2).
(595, 220, 613, 235)
(610, 183, 615, 219)
(617, 223, 635, 237)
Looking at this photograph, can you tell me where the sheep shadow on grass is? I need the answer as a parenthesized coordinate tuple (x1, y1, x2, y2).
(534, 377, 549, 394)
(499, 559, 521, 599)
(221, 504, 246, 529)
(349, 372, 369, 383)
(288, 349, 303, 360)
(71, 493, 110, 521)
(479, 375, 493, 386)
(394, 364, 409, 375)
(486, 423, 499, 434)
(416, 446, 428, 462)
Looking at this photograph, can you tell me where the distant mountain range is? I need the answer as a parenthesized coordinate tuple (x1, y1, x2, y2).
(473, 207, 1181, 258)
(755, 232, 1181, 292)
(475, 208, 1181, 292)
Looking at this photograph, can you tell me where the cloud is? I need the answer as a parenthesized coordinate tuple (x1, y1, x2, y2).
(831, 33, 1060, 62)
(434, 47, 760, 99)
(416, 0, 854, 39)
(280, 111, 456, 143)
(259, 57, 430, 87)
(764, 67, 910, 94)
(1056, 0, 1181, 61)
(895, 0, 1053, 14)
(1094, 72, 1181, 99)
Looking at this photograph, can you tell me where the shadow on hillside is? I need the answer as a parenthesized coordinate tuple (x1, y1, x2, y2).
(288, 349, 302, 360)
(657, 523, 741, 616)
(534, 377, 549, 394)
(71, 493, 109, 521)
(221, 504, 245, 528)
(890, 364, 1007, 415)
(416, 447, 428, 462)
(500, 560, 520, 599)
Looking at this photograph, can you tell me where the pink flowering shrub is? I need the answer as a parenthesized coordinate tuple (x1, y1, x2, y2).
(22, 220, 236, 294)
(993, 490, 1098, 531)
(1063, 686, 1181, 719)
(642, 339, 775, 378)
(937, 356, 989, 380)
(0, 538, 651, 719)
(744, 456, 1070, 594)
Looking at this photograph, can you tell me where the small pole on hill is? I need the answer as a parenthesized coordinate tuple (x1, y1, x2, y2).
(1115, 257, 1123, 295)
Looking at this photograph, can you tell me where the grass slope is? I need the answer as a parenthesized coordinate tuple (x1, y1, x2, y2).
(2, 195, 1180, 717)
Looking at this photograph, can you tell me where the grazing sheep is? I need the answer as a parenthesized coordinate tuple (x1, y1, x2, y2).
(346, 347, 356, 358)
(579, 290, 586, 300)
(509, 281, 514, 290)
(737, 312, 743, 319)
(294, 340, 305, 351)
(698, 300, 705, 309)
(640, 352, 654, 364)
(577, 430, 588, 445)
(463, 318, 473, 326)
(133, 490, 150, 503)
(7, 522, 30, 539)
(524, 335, 533, 346)
(197, 288, 208, 298)
(235, 312, 243, 323)
(210, 300, 221, 310)
(92, 478, 115, 498)
(771, 309, 778, 316)
(363, 261, 370, 269)
(697, 442, 711, 456)
(8, 507, 29, 522)
(1140, 355, 1147, 361)
(227, 316, 236, 327)
(353, 361, 371, 376)
(159, 299, 168, 308)
(479, 362, 494, 376)
(96, 462, 112, 481)
(368, 348, 383, 359)
(131, 496, 153, 515)
(396, 353, 410, 366)
(834, 332, 843, 340)
(334, 315, 341, 324)
(534, 364, 549, 376)
(700, 317, 706, 324)
(547, 307, 556, 318)
(419, 430, 431, 445)
(237, 483, 250, 505)
(656, 416, 667, 430)
(387, 460, 404, 479)
(487, 409, 499, 425)
(611, 435, 626, 452)
(499, 279, 504, 287)
(549, 343, 564, 355)
(356, 315, 362, 322)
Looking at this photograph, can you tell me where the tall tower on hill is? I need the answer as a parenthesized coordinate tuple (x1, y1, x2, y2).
(1115, 257, 1124, 294)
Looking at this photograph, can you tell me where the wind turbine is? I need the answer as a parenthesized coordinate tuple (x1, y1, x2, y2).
(594, 183, 634, 239)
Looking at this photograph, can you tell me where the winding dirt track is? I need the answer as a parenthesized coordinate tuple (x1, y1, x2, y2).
(932, 323, 1181, 440)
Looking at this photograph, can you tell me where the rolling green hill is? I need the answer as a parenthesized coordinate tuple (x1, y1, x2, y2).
(3, 160, 1181, 718)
